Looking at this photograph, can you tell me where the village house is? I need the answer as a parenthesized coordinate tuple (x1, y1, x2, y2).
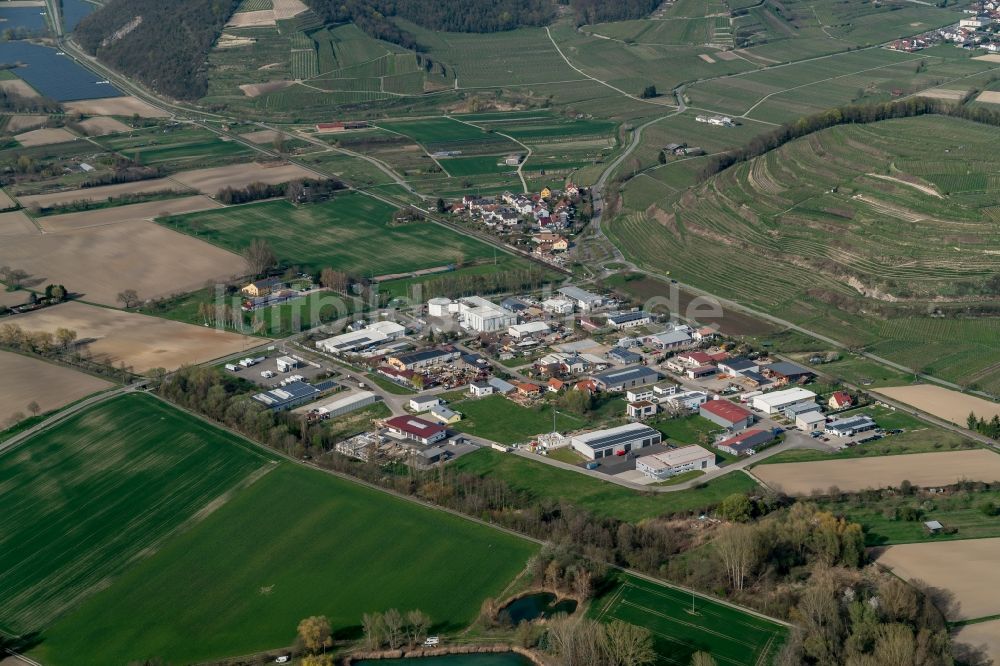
(241, 277, 282, 298)
(385, 415, 448, 446)
(627, 400, 657, 420)
(829, 391, 854, 409)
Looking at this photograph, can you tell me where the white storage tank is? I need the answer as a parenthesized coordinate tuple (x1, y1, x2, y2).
(428, 297, 452, 317)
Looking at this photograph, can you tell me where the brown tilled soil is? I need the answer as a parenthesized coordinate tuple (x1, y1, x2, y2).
(0, 79, 39, 99)
(875, 537, 1000, 620)
(0, 219, 246, 306)
(15, 128, 77, 147)
(754, 449, 1000, 496)
(0, 210, 38, 237)
(953, 619, 1000, 664)
(5, 114, 48, 132)
(0, 350, 112, 425)
(9, 301, 258, 372)
(37, 195, 221, 232)
(76, 116, 132, 136)
(64, 97, 168, 118)
(170, 161, 313, 194)
(876, 385, 1000, 425)
(226, 9, 276, 26)
(16, 178, 187, 209)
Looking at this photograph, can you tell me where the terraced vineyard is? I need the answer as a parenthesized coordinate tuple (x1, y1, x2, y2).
(607, 115, 1000, 392)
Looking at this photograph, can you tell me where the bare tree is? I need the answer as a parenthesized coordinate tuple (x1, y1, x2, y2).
(242, 238, 276, 277)
(6, 411, 25, 428)
(383, 608, 404, 649)
(605, 620, 655, 666)
(26, 401, 40, 417)
(405, 609, 431, 645)
(872, 623, 915, 666)
(1, 267, 29, 289)
(55, 327, 77, 351)
(117, 289, 140, 309)
(296, 615, 332, 654)
(715, 523, 759, 591)
(362, 612, 385, 650)
(690, 652, 717, 666)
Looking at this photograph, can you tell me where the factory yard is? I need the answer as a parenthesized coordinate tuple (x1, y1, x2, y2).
(875, 538, 1000, 621)
(8, 302, 257, 372)
(753, 450, 1000, 496)
(876, 385, 1000, 426)
(0, 219, 245, 306)
(0, 350, 112, 426)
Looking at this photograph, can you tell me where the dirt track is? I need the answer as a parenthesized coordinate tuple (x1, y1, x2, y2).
(0, 350, 112, 426)
(876, 385, 1000, 425)
(875, 538, 1000, 621)
(754, 449, 1000, 495)
(9, 301, 258, 372)
(0, 219, 246, 306)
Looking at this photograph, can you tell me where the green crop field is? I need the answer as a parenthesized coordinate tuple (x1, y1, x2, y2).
(606, 115, 1000, 392)
(158, 193, 504, 276)
(449, 448, 760, 522)
(590, 573, 786, 665)
(34, 462, 538, 666)
(380, 117, 520, 155)
(438, 155, 514, 176)
(0, 394, 274, 635)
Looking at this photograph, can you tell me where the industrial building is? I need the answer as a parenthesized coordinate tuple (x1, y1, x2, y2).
(700, 399, 755, 430)
(409, 396, 441, 412)
(427, 297, 455, 317)
(252, 381, 321, 411)
(636, 445, 716, 480)
(508, 321, 551, 339)
(796, 411, 827, 432)
(607, 347, 643, 365)
(825, 414, 877, 437)
(607, 311, 652, 329)
(591, 366, 660, 392)
(542, 297, 574, 314)
(276, 356, 299, 372)
(308, 391, 378, 418)
(664, 390, 709, 410)
(316, 321, 406, 354)
(458, 296, 518, 332)
(387, 347, 460, 371)
(764, 361, 815, 384)
(385, 415, 448, 446)
(751, 387, 817, 414)
(557, 285, 603, 311)
(571, 423, 662, 460)
(716, 429, 774, 456)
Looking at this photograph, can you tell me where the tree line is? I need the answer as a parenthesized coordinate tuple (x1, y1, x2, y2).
(568, 0, 659, 25)
(216, 177, 344, 206)
(966, 412, 1000, 440)
(74, 0, 239, 100)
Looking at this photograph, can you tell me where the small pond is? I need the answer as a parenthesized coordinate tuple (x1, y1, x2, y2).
(355, 654, 532, 666)
(499, 592, 578, 625)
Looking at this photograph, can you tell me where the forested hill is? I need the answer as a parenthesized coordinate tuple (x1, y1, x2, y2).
(306, 0, 553, 33)
(74, 0, 238, 100)
(569, 0, 659, 24)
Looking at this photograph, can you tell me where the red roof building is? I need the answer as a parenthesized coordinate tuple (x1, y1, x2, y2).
(700, 399, 755, 430)
(515, 382, 542, 396)
(829, 391, 854, 409)
(385, 415, 447, 445)
(547, 378, 565, 392)
(676, 350, 712, 367)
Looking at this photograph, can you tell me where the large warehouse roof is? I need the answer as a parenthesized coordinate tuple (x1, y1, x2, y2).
(573, 423, 660, 452)
(753, 387, 816, 408)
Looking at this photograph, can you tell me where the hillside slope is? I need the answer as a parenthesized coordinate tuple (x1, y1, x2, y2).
(74, 0, 239, 100)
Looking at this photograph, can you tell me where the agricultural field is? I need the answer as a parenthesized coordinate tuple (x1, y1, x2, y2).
(168, 161, 314, 194)
(753, 450, 1000, 496)
(379, 117, 520, 156)
(449, 448, 760, 522)
(0, 393, 275, 635)
(875, 537, 1000, 621)
(33, 461, 538, 666)
(606, 116, 1000, 392)
(37, 196, 221, 232)
(9, 301, 257, 372)
(876, 385, 1000, 426)
(15, 178, 186, 209)
(0, 218, 245, 307)
(0, 351, 112, 426)
(63, 96, 168, 118)
(95, 126, 254, 170)
(589, 573, 787, 666)
(158, 193, 503, 275)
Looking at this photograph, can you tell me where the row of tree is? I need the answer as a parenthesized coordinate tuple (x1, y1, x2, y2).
(966, 412, 1000, 440)
(361, 608, 432, 650)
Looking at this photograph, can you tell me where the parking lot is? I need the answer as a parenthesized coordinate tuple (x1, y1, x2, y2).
(223, 353, 336, 388)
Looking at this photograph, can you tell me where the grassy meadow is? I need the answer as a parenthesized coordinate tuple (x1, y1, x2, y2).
(34, 462, 538, 665)
(158, 192, 502, 275)
(0, 393, 274, 635)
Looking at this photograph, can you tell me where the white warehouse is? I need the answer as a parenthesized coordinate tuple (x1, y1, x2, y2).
(751, 387, 816, 414)
(636, 445, 716, 480)
(458, 296, 517, 332)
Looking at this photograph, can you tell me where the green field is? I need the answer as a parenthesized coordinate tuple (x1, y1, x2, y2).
(449, 448, 760, 522)
(0, 394, 274, 635)
(450, 394, 626, 445)
(380, 117, 520, 155)
(158, 193, 504, 275)
(589, 573, 787, 665)
(607, 115, 1000, 392)
(34, 462, 537, 666)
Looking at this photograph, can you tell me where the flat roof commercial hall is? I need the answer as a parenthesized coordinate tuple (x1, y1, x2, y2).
(636, 445, 716, 480)
(558, 285, 602, 310)
(751, 387, 816, 414)
(459, 296, 517, 332)
(252, 380, 321, 411)
(302, 390, 378, 418)
(572, 423, 662, 460)
(591, 366, 660, 392)
(700, 399, 755, 430)
(316, 321, 406, 354)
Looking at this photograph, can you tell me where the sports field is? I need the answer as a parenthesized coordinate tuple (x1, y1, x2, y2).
(159, 193, 503, 274)
(0, 393, 275, 635)
(589, 573, 786, 665)
(34, 461, 538, 665)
